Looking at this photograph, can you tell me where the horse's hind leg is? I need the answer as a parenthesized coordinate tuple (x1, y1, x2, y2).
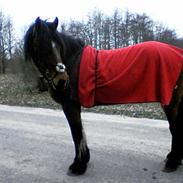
(163, 70, 183, 172)
(164, 100, 183, 172)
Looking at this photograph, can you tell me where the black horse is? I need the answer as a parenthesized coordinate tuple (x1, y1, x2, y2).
(24, 17, 183, 175)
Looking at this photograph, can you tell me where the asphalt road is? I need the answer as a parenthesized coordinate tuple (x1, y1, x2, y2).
(0, 105, 183, 183)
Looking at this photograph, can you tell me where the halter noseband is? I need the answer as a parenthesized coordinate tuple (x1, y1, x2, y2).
(41, 62, 69, 91)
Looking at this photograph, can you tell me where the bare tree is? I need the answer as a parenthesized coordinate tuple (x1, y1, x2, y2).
(111, 9, 122, 48)
(154, 23, 177, 44)
(59, 9, 182, 50)
(101, 17, 112, 49)
(0, 12, 5, 73)
(120, 10, 132, 46)
(5, 18, 14, 60)
(129, 13, 154, 44)
(0, 11, 15, 74)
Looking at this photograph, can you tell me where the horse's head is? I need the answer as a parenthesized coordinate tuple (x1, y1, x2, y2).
(24, 17, 69, 90)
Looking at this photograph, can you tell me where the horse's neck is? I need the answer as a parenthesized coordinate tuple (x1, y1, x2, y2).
(62, 34, 83, 100)
(62, 34, 84, 69)
(65, 36, 83, 56)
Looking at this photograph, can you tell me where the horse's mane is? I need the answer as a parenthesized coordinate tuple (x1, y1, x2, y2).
(24, 24, 35, 61)
(56, 32, 85, 59)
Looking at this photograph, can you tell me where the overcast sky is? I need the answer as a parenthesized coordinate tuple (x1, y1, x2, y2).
(0, 0, 183, 39)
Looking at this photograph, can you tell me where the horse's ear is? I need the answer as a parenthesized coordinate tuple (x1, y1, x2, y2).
(52, 17, 59, 30)
(35, 17, 42, 30)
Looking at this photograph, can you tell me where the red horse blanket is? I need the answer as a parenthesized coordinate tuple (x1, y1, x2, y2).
(79, 41, 183, 108)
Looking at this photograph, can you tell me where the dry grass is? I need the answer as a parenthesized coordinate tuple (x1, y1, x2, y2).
(0, 74, 166, 120)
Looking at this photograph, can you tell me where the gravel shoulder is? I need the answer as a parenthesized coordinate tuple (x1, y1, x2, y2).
(0, 105, 182, 183)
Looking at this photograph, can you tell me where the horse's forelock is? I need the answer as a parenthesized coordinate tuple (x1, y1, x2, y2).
(24, 22, 46, 62)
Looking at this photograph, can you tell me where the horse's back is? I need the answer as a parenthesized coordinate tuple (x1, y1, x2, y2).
(79, 41, 183, 107)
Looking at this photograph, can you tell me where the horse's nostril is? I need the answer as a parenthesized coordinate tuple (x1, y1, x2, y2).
(56, 63, 66, 73)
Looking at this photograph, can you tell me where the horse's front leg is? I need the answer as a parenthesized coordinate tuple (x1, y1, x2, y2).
(62, 101, 90, 175)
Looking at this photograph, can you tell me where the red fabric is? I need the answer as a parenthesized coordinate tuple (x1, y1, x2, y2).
(79, 41, 183, 108)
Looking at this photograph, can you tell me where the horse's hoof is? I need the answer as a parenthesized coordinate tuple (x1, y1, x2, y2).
(163, 159, 180, 173)
(163, 166, 177, 173)
(67, 161, 87, 176)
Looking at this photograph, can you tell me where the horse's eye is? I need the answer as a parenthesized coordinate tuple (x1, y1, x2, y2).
(52, 42, 56, 49)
